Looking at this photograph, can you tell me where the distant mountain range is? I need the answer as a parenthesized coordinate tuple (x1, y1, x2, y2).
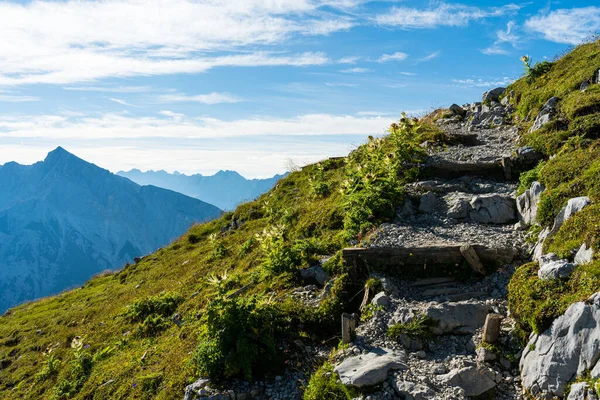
(118, 169, 286, 211)
(0, 147, 221, 312)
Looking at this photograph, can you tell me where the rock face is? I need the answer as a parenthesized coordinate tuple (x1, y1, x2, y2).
(517, 181, 545, 226)
(334, 348, 407, 387)
(482, 87, 506, 103)
(393, 379, 436, 399)
(567, 382, 598, 400)
(299, 265, 330, 286)
(419, 192, 437, 214)
(538, 259, 575, 280)
(520, 293, 600, 398)
(449, 103, 466, 117)
(469, 195, 516, 224)
(530, 96, 560, 133)
(575, 243, 594, 265)
(372, 292, 391, 308)
(425, 301, 489, 335)
(439, 365, 499, 396)
(0, 147, 222, 313)
(549, 196, 591, 236)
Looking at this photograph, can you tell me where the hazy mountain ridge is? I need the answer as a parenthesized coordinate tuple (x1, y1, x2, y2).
(0, 147, 222, 312)
(118, 168, 286, 211)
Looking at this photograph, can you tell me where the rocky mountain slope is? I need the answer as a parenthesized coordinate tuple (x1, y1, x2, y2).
(1, 41, 600, 400)
(0, 147, 221, 312)
(118, 169, 285, 211)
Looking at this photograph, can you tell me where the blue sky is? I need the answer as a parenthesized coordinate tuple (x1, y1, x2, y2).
(0, 0, 598, 177)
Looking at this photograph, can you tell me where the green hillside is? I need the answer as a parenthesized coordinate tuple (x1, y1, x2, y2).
(2, 39, 600, 400)
(0, 117, 435, 399)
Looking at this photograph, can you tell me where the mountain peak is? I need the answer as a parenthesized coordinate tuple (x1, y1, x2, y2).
(43, 146, 89, 170)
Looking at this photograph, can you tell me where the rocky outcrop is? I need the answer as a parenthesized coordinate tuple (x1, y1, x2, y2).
(530, 96, 560, 133)
(575, 243, 594, 265)
(520, 293, 600, 398)
(549, 196, 591, 236)
(469, 195, 516, 224)
(392, 379, 436, 399)
(482, 87, 506, 103)
(517, 181, 545, 226)
(334, 348, 407, 387)
(439, 365, 500, 397)
(567, 382, 598, 400)
(419, 192, 437, 214)
(299, 265, 330, 286)
(425, 301, 489, 335)
(538, 259, 575, 280)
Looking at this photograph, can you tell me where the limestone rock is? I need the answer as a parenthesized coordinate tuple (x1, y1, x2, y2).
(516, 181, 545, 226)
(595, 68, 600, 85)
(372, 292, 391, 308)
(419, 192, 437, 214)
(516, 146, 544, 163)
(549, 196, 591, 236)
(469, 195, 516, 224)
(476, 347, 497, 363)
(539, 252, 559, 267)
(567, 382, 598, 400)
(520, 294, 600, 398)
(449, 104, 466, 117)
(334, 348, 407, 387)
(538, 259, 575, 280)
(400, 198, 416, 218)
(439, 365, 499, 397)
(447, 199, 470, 219)
(530, 96, 560, 133)
(425, 301, 489, 335)
(299, 265, 330, 286)
(393, 380, 436, 400)
(575, 243, 594, 265)
(482, 87, 506, 103)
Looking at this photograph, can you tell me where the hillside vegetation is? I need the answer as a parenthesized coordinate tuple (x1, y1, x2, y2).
(508, 39, 600, 337)
(0, 117, 435, 399)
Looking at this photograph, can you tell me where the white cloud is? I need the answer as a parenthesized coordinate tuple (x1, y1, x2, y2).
(337, 56, 361, 64)
(375, 3, 521, 29)
(64, 86, 153, 93)
(325, 82, 359, 87)
(0, 112, 393, 140)
(417, 51, 440, 62)
(108, 98, 140, 107)
(399, 72, 417, 76)
(0, 95, 40, 102)
(482, 21, 519, 55)
(378, 52, 408, 63)
(339, 67, 371, 73)
(525, 7, 600, 45)
(0, 0, 357, 86)
(157, 92, 242, 105)
(452, 77, 514, 87)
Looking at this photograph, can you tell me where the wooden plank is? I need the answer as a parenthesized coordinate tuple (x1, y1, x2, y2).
(341, 313, 357, 344)
(501, 157, 513, 180)
(419, 161, 505, 181)
(342, 245, 517, 272)
(410, 277, 457, 287)
(460, 244, 486, 275)
(422, 287, 462, 296)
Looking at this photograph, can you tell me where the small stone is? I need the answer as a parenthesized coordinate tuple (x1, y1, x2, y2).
(419, 192, 437, 214)
(482, 314, 503, 343)
(416, 350, 427, 359)
(574, 243, 594, 265)
(372, 292, 391, 308)
(477, 347, 496, 362)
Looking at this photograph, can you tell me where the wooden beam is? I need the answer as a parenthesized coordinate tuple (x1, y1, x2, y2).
(460, 244, 486, 275)
(341, 313, 357, 344)
(501, 157, 513, 180)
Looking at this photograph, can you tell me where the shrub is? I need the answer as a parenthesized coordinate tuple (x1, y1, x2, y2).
(387, 314, 434, 340)
(123, 292, 183, 323)
(191, 285, 288, 380)
(36, 354, 60, 382)
(54, 345, 93, 399)
(257, 226, 300, 274)
(188, 233, 201, 244)
(521, 55, 553, 83)
(136, 315, 170, 337)
(303, 362, 352, 400)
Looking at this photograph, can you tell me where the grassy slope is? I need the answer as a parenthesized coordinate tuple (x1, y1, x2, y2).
(0, 119, 434, 399)
(507, 39, 600, 337)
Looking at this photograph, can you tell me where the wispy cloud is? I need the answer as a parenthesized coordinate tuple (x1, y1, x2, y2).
(399, 72, 417, 76)
(0, 112, 392, 140)
(417, 51, 440, 62)
(0, 94, 40, 102)
(157, 92, 242, 105)
(64, 86, 152, 93)
(339, 67, 371, 73)
(0, 0, 356, 86)
(374, 3, 521, 29)
(482, 21, 519, 55)
(452, 76, 514, 87)
(377, 52, 408, 63)
(337, 56, 361, 64)
(325, 82, 359, 87)
(525, 7, 600, 45)
(108, 98, 140, 107)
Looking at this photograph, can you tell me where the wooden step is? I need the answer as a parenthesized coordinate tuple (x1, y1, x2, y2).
(419, 159, 512, 181)
(410, 277, 457, 287)
(343, 245, 517, 277)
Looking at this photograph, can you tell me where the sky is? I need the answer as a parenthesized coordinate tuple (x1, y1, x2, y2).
(0, 0, 599, 178)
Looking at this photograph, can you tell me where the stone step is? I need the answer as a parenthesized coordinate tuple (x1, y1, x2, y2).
(343, 245, 518, 277)
(409, 277, 457, 287)
(419, 158, 513, 182)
